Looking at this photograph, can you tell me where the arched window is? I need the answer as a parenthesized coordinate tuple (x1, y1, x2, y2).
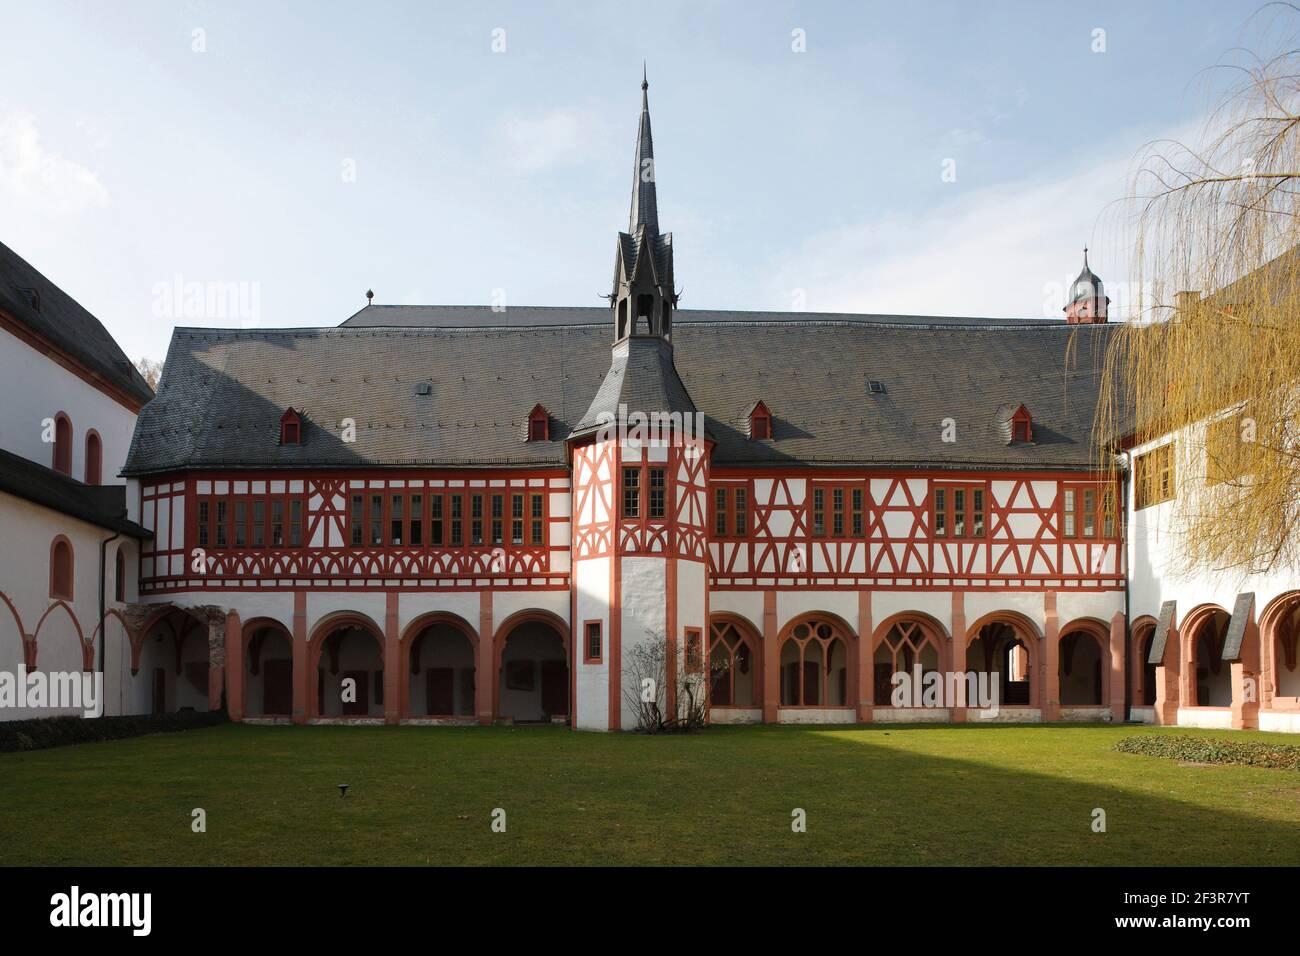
(114, 548, 126, 602)
(780, 616, 850, 707)
(52, 413, 72, 476)
(50, 537, 74, 600)
(84, 430, 102, 484)
(710, 619, 757, 707)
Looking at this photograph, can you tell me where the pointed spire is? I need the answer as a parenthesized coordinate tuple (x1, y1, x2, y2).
(629, 66, 658, 235)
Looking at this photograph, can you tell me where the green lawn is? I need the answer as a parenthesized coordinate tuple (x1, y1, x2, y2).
(3, 722, 1299, 865)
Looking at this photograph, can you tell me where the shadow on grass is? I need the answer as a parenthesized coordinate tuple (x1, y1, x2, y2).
(1, 722, 1297, 866)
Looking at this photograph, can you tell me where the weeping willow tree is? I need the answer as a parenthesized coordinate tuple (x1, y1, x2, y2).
(1095, 5, 1300, 577)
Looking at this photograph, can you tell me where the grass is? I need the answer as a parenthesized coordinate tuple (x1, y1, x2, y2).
(2, 722, 1299, 866)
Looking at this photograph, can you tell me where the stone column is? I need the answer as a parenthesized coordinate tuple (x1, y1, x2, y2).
(762, 590, 779, 724)
(1109, 611, 1126, 722)
(855, 589, 872, 723)
(384, 592, 401, 725)
(206, 611, 226, 713)
(1043, 591, 1060, 721)
(292, 591, 308, 725)
(950, 591, 968, 722)
(1154, 623, 1180, 725)
(225, 610, 243, 721)
(1230, 618, 1261, 730)
(477, 590, 494, 725)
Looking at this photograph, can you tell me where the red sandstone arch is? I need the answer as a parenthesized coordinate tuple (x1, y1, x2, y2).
(308, 612, 385, 719)
(1130, 614, 1159, 707)
(1058, 616, 1112, 707)
(708, 612, 763, 709)
(1260, 591, 1300, 708)
(493, 608, 570, 722)
(871, 611, 949, 707)
(777, 612, 857, 708)
(965, 610, 1042, 709)
(400, 611, 479, 719)
(241, 616, 294, 718)
(1180, 603, 1232, 708)
(32, 599, 88, 670)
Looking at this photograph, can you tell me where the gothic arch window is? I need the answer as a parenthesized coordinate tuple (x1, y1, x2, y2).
(780, 616, 850, 707)
(50, 536, 74, 600)
(52, 412, 72, 476)
(84, 430, 102, 484)
(709, 619, 758, 707)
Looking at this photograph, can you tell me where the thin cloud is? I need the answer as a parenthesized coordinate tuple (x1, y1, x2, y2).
(0, 113, 109, 216)
(493, 107, 602, 172)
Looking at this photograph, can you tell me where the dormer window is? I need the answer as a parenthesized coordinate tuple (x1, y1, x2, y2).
(527, 404, 550, 442)
(1011, 406, 1033, 444)
(748, 401, 773, 440)
(280, 408, 302, 446)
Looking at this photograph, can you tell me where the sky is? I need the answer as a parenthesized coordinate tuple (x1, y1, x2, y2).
(0, 0, 1276, 364)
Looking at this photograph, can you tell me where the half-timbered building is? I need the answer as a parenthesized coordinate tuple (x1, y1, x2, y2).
(7, 77, 1298, 732)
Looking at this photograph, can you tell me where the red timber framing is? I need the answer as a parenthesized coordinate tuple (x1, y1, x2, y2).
(135, 469, 571, 593)
(706, 468, 1124, 593)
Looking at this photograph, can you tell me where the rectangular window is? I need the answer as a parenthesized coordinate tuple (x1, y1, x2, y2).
(714, 487, 728, 536)
(813, 488, 825, 537)
(451, 494, 464, 546)
(271, 500, 284, 547)
(289, 500, 302, 547)
(832, 488, 844, 537)
(1102, 486, 1117, 538)
(648, 467, 666, 519)
(234, 501, 247, 547)
(1082, 488, 1097, 539)
(734, 488, 748, 537)
(1063, 489, 1077, 538)
(851, 487, 864, 537)
(410, 494, 423, 546)
(252, 500, 265, 547)
(934, 484, 987, 540)
(431, 494, 444, 546)
(491, 494, 504, 546)
(370, 495, 383, 546)
(584, 620, 603, 664)
(623, 467, 641, 519)
(511, 494, 524, 545)
(530, 494, 544, 545)
(198, 501, 210, 547)
(390, 494, 404, 546)
(1135, 443, 1176, 510)
(471, 494, 484, 545)
(350, 494, 363, 546)
(685, 627, 703, 672)
(215, 501, 227, 547)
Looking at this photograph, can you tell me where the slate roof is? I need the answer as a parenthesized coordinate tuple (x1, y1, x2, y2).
(0, 239, 154, 406)
(123, 316, 1118, 475)
(0, 447, 150, 537)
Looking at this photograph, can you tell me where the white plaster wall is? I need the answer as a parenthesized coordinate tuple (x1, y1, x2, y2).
(1057, 591, 1123, 627)
(872, 707, 952, 723)
(140, 590, 294, 636)
(1260, 711, 1300, 733)
(710, 707, 761, 724)
(493, 589, 569, 630)
(397, 591, 477, 635)
(620, 556, 666, 728)
(307, 592, 385, 638)
(777, 590, 859, 633)
(708, 590, 763, 634)
(968, 707, 1043, 723)
(1176, 707, 1233, 729)
(573, 556, 610, 730)
(0, 493, 142, 720)
(871, 591, 951, 636)
(0, 328, 138, 483)
(964, 591, 1046, 637)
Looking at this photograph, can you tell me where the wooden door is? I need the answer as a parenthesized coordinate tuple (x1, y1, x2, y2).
(263, 658, 292, 716)
(540, 659, 568, 716)
(341, 669, 369, 715)
(151, 668, 166, 715)
(427, 667, 454, 715)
